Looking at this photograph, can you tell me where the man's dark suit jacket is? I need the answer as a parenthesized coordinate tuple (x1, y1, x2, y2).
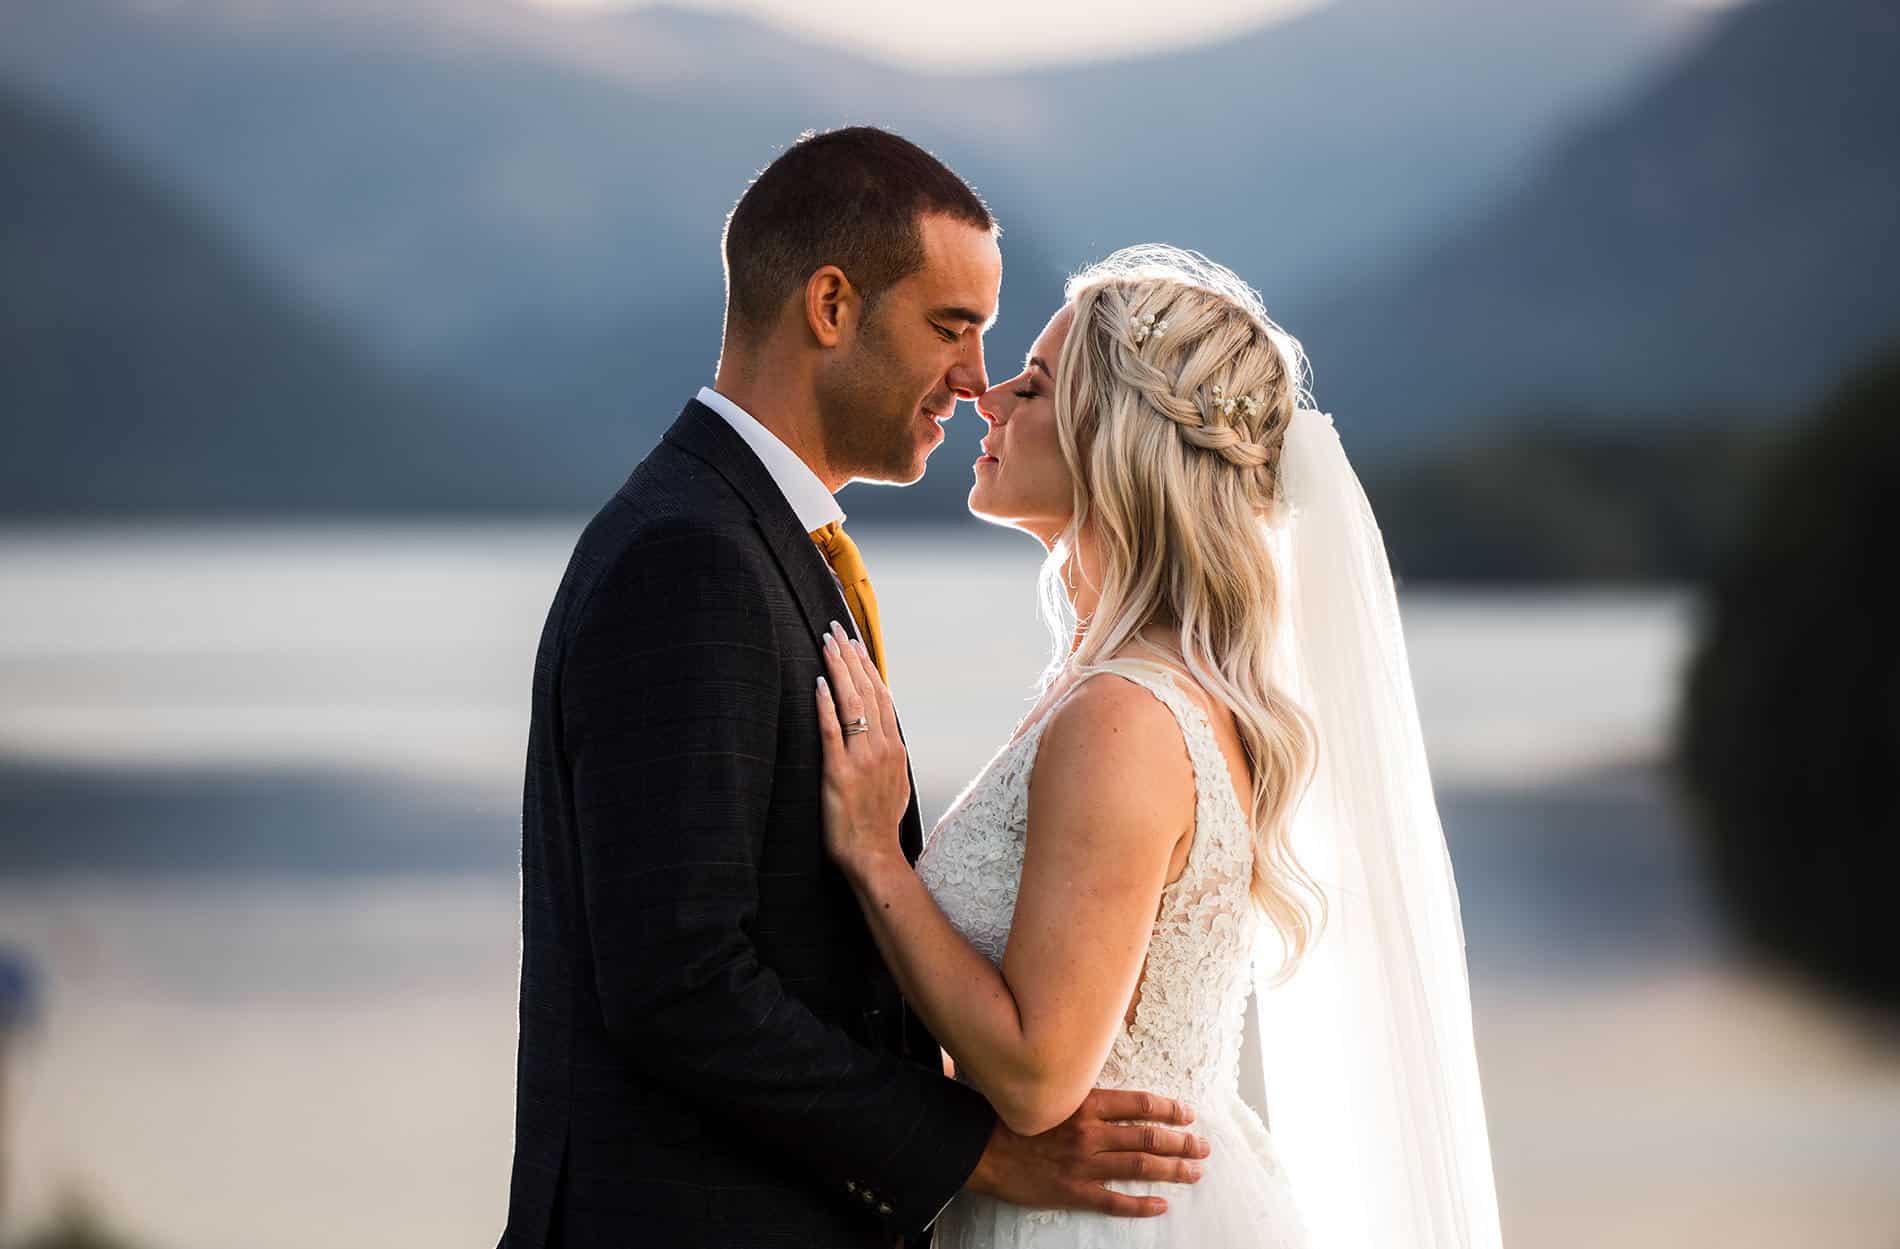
(499, 399, 997, 1249)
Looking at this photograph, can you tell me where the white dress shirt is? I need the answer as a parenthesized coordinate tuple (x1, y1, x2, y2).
(696, 386, 844, 532)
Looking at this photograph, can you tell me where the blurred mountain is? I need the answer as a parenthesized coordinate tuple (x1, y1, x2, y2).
(0, 0, 1723, 519)
(9, 0, 1891, 526)
(0, 0, 1707, 350)
(1298, 0, 1900, 452)
(0, 85, 571, 515)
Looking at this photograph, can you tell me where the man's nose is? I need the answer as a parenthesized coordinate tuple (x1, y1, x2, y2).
(948, 339, 989, 401)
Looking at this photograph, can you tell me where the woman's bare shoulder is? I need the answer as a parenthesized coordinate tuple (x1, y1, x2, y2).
(1029, 670, 1196, 831)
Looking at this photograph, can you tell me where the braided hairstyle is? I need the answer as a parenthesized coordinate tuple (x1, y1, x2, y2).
(1042, 244, 1323, 975)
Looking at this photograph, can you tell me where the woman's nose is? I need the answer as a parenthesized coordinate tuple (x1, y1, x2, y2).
(974, 387, 1002, 426)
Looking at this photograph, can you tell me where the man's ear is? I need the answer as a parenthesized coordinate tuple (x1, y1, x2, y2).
(804, 265, 858, 348)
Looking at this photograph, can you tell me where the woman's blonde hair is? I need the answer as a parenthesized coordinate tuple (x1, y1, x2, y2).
(1039, 244, 1324, 978)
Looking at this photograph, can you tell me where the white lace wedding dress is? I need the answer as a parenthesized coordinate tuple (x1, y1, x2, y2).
(916, 662, 1313, 1249)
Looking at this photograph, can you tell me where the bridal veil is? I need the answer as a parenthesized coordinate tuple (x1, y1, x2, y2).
(1245, 406, 1505, 1249)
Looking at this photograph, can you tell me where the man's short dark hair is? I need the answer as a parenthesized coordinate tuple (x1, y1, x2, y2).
(721, 127, 994, 338)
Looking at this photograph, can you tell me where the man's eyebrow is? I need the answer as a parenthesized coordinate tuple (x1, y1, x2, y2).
(1027, 356, 1052, 378)
(932, 305, 998, 331)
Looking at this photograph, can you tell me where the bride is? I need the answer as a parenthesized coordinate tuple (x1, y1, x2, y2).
(814, 246, 1503, 1248)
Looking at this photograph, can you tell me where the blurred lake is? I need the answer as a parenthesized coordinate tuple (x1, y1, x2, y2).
(0, 524, 1896, 1249)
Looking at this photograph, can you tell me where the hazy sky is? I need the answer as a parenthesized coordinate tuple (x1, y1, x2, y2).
(527, 0, 1331, 69)
(527, 0, 1754, 70)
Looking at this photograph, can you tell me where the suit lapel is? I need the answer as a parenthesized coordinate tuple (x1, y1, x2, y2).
(663, 400, 854, 647)
(662, 400, 926, 860)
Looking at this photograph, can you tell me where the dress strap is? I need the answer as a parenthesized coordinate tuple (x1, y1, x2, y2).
(1086, 657, 1215, 745)
(1079, 659, 1238, 818)
(1029, 660, 1233, 815)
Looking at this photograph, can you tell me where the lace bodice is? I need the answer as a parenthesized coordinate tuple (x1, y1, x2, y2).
(915, 661, 1261, 1107)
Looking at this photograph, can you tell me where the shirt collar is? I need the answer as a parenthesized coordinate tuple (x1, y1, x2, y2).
(696, 386, 845, 533)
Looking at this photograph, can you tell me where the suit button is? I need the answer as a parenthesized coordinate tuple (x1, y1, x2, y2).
(878, 1203, 893, 1215)
(845, 1181, 857, 1193)
(861, 1190, 876, 1204)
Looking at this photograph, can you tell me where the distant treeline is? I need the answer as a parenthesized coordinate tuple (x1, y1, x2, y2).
(1366, 413, 1778, 585)
(1369, 341, 1900, 584)
(1363, 340, 1900, 585)
(1677, 342, 1900, 1016)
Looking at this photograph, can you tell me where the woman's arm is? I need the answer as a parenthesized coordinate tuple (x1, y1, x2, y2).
(817, 625, 1194, 1136)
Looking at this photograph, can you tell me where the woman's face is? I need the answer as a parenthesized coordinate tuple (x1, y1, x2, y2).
(969, 304, 1075, 544)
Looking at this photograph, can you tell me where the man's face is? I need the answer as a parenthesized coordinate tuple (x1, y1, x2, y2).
(819, 213, 1001, 485)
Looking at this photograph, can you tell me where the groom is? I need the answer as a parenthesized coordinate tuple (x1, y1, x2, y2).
(499, 127, 1206, 1249)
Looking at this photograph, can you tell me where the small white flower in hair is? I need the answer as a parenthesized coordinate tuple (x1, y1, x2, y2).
(1209, 385, 1262, 421)
(1131, 312, 1169, 346)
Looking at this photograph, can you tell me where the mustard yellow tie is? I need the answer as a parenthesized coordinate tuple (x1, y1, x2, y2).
(809, 520, 887, 684)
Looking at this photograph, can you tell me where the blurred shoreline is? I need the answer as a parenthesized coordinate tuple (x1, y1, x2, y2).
(0, 522, 1700, 787)
(0, 754, 1720, 984)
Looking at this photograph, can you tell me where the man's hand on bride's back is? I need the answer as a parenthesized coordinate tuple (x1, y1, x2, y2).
(963, 1088, 1210, 1217)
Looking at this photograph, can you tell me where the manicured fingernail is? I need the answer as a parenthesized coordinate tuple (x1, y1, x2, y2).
(829, 619, 844, 637)
(823, 632, 838, 653)
(1186, 1161, 1203, 1180)
(853, 638, 867, 655)
(817, 676, 828, 692)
